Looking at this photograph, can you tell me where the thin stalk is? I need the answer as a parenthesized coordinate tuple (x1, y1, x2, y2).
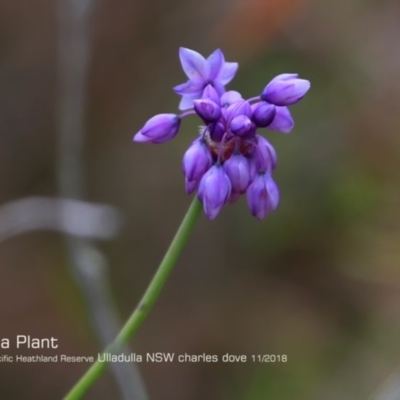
(64, 197, 203, 400)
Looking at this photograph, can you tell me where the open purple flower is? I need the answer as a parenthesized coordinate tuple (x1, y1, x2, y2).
(174, 48, 238, 110)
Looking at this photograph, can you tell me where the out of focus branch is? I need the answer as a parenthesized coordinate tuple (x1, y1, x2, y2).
(0, 197, 121, 243)
(57, 0, 147, 399)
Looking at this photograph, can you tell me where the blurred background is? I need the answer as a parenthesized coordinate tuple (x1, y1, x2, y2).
(1, 0, 400, 399)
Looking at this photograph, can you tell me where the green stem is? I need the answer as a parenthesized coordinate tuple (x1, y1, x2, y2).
(64, 197, 203, 400)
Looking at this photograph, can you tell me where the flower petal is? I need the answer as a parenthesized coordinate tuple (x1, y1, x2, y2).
(178, 94, 198, 110)
(210, 81, 225, 97)
(221, 90, 242, 106)
(223, 153, 251, 193)
(185, 178, 198, 194)
(202, 84, 221, 106)
(267, 106, 294, 133)
(198, 166, 231, 219)
(133, 131, 152, 143)
(265, 173, 280, 210)
(179, 47, 207, 80)
(206, 49, 225, 80)
(269, 73, 299, 82)
(173, 79, 204, 96)
(246, 173, 279, 220)
(182, 138, 212, 182)
(216, 62, 238, 85)
(194, 99, 222, 123)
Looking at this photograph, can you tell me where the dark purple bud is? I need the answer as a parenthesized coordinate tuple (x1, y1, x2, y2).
(251, 102, 276, 127)
(209, 121, 225, 142)
(253, 135, 277, 172)
(182, 138, 213, 182)
(246, 173, 279, 220)
(193, 99, 221, 123)
(261, 75, 310, 106)
(133, 113, 180, 143)
(267, 106, 294, 133)
(198, 165, 231, 220)
(230, 115, 253, 137)
(220, 90, 242, 106)
(202, 84, 221, 106)
(223, 153, 251, 193)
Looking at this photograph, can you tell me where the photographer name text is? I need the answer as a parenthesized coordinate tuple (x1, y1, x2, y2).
(0, 352, 287, 363)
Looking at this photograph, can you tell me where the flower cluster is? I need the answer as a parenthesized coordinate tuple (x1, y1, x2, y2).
(134, 48, 310, 220)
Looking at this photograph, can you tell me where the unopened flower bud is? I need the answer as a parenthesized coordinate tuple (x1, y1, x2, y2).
(246, 173, 279, 220)
(133, 113, 180, 143)
(194, 99, 221, 123)
(253, 135, 277, 172)
(223, 153, 251, 193)
(252, 102, 276, 127)
(202, 84, 221, 106)
(182, 138, 212, 183)
(261, 75, 310, 106)
(230, 115, 253, 137)
(198, 165, 231, 220)
(209, 121, 225, 142)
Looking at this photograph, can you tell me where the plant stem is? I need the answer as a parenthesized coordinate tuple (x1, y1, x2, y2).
(64, 197, 203, 400)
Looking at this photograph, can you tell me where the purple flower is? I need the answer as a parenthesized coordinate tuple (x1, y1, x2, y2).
(198, 165, 231, 219)
(261, 74, 310, 106)
(202, 85, 221, 106)
(267, 106, 294, 133)
(253, 135, 277, 172)
(185, 177, 198, 195)
(174, 48, 238, 110)
(247, 155, 257, 181)
(230, 115, 253, 137)
(221, 90, 242, 106)
(133, 114, 180, 143)
(133, 47, 310, 220)
(252, 102, 276, 127)
(225, 99, 252, 121)
(193, 99, 221, 123)
(246, 173, 280, 220)
(182, 138, 213, 185)
(209, 121, 225, 142)
(223, 153, 251, 193)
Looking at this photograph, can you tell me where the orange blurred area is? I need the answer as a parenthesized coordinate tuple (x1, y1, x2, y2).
(214, 0, 309, 56)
